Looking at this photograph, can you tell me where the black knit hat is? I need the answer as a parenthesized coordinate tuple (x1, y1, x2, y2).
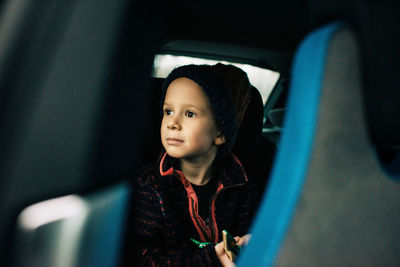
(160, 64, 238, 158)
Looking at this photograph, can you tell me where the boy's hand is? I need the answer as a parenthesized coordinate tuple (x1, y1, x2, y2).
(235, 234, 251, 247)
(215, 238, 238, 267)
(215, 234, 252, 266)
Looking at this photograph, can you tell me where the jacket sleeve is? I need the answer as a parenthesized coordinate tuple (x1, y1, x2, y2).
(132, 170, 222, 266)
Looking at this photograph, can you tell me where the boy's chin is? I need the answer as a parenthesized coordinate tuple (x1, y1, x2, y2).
(165, 150, 197, 161)
(164, 148, 185, 159)
(163, 145, 218, 161)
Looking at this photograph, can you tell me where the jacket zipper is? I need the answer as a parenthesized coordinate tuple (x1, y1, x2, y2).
(209, 182, 246, 243)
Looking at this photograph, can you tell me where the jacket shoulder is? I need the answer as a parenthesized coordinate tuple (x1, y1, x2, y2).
(135, 162, 159, 186)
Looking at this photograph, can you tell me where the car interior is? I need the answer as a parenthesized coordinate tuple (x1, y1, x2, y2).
(0, 0, 399, 266)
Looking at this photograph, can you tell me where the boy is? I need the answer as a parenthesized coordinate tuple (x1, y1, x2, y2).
(133, 64, 256, 266)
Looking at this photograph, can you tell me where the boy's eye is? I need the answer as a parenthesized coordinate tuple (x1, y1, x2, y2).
(164, 109, 172, 116)
(185, 111, 196, 118)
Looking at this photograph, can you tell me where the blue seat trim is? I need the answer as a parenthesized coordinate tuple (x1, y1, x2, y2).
(237, 22, 343, 267)
(83, 182, 131, 266)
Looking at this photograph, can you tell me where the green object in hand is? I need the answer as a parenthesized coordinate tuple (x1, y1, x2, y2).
(190, 238, 213, 248)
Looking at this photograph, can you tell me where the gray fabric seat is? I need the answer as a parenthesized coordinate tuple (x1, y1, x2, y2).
(237, 23, 400, 267)
(276, 26, 400, 267)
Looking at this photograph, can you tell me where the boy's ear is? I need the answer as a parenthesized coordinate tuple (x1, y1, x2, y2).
(215, 132, 226, 146)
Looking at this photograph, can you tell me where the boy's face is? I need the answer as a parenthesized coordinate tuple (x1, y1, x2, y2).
(161, 77, 225, 162)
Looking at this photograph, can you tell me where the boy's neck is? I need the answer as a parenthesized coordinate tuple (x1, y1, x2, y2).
(180, 155, 216, 186)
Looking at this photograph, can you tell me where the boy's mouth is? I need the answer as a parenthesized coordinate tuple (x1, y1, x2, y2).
(166, 138, 184, 145)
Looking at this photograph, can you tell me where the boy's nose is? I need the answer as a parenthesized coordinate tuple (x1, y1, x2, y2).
(167, 117, 181, 130)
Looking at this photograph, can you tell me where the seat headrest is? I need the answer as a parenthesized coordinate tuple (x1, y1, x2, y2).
(233, 85, 264, 159)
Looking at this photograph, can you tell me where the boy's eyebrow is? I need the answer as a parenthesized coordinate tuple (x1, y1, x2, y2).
(163, 102, 203, 111)
(184, 104, 202, 110)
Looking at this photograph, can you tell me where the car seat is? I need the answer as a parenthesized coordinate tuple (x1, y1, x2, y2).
(0, 0, 161, 266)
(233, 85, 276, 205)
(238, 22, 400, 266)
